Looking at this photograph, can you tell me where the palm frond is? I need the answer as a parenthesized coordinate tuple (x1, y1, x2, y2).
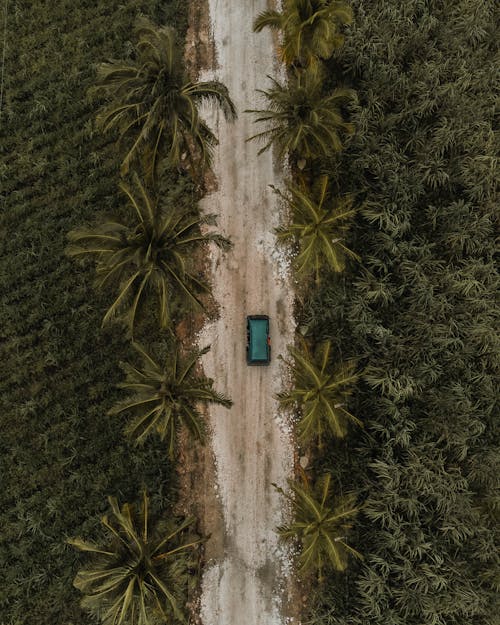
(69, 493, 200, 625)
(253, 0, 353, 67)
(92, 17, 235, 178)
(66, 178, 226, 331)
(273, 179, 359, 280)
(278, 340, 360, 445)
(247, 69, 355, 164)
(276, 474, 361, 579)
(111, 343, 232, 456)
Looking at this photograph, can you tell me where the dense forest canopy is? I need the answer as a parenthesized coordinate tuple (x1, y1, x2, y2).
(304, 0, 499, 623)
(0, 2, 187, 624)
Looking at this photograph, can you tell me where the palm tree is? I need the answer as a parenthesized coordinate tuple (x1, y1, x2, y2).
(68, 492, 201, 625)
(254, 0, 353, 68)
(93, 17, 236, 178)
(110, 343, 232, 457)
(66, 176, 229, 332)
(275, 474, 361, 580)
(278, 339, 361, 446)
(246, 68, 355, 165)
(275, 176, 360, 282)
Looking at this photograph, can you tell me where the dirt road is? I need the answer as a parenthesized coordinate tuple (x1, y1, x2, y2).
(196, 2, 296, 624)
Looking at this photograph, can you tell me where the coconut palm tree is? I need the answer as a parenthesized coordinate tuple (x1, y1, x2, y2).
(66, 176, 228, 332)
(278, 339, 361, 446)
(93, 17, 236, 178)
(275, 176, 360, 282)
(254, 0, 353, 68)
(246, 68, 355, 165)
(110, 343, 232, 457)
(275, 474, 361, 580)
(68, 492, 201, 625)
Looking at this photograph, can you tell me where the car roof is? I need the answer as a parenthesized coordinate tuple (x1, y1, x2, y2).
(248, 317, 269, 361)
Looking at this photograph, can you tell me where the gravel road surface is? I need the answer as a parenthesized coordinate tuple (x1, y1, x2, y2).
(197, 2, 296, 624)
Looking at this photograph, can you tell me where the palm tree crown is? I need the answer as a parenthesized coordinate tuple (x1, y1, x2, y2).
(254, 0, 353, 67)
(68, 492, 201, 625)
(93, 17, 236, 177)
(66, 177, 228, 331)
(275, 176, 360, 282)
(276, 474, 361, 579)
(110, 343, 232, 457)
(278, 339, 361, 446)
(247, 68, 355, 165)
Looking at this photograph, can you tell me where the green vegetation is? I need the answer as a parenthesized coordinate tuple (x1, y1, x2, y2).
(60, 8, 234, 625)
(62, 8, 235, 623)
(253, 0, 353, 68)
(68, 492, 200, 625)
(93, 16, 236, 180)
(110, 343, 232, 456)
(298, 0, 499, 623)
(0, 2, 194, 624)
(275, 474, 361, 579)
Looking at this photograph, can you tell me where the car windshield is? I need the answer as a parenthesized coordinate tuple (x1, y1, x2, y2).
(249, 318, 268, 361)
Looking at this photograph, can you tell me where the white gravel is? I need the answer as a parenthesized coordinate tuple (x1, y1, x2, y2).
(195, 1, 297, 624)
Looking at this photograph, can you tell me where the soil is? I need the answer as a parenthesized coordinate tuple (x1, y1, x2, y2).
(185, 0, 216, 78)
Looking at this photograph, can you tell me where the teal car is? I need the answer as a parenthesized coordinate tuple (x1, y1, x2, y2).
(246, 315, 271, 366)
